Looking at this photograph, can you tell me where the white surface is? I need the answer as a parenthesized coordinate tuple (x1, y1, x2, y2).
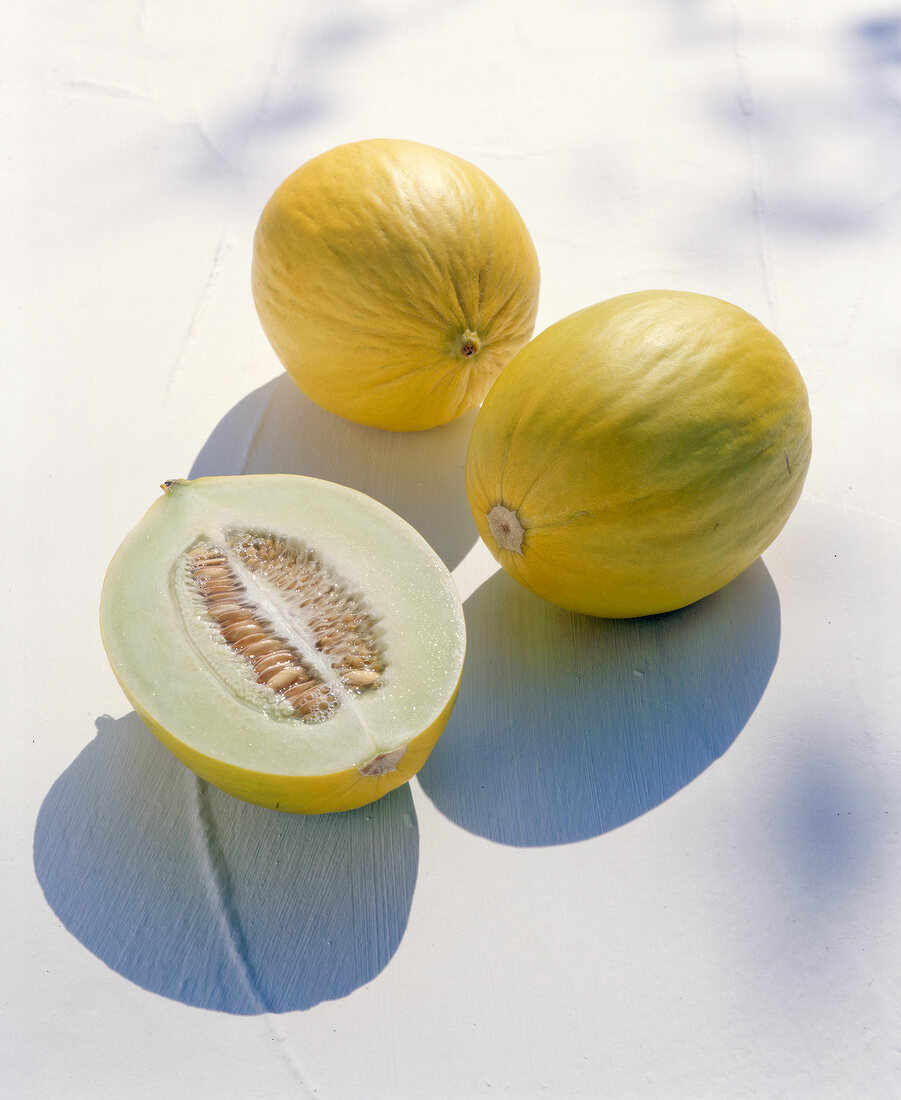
(4, 2, 900, 1097)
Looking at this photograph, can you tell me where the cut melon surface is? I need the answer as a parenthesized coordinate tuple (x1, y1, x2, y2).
(100, 475, 466, 813)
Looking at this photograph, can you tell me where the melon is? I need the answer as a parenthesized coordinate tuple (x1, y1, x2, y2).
(100, 475, 466, 812)
(251, 138, 540, 431)
(465, 290, 812, 618)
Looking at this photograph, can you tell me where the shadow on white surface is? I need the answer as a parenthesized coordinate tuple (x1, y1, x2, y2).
(189, 375, 478, 571)
(706, 9, 901, 239)
(418, 559, 780, 846)
(34, 715, 418, 1014)
(171, 7, 441, 185)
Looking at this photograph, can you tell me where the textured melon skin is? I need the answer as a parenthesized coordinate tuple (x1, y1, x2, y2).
(100, 476, 466, 814)
(465, 290, 812, 618)
(252, 138, 540, 431)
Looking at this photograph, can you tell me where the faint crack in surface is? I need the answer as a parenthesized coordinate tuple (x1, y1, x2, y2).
(191, 778, 317, 1092)
(165, 230, 235, 409)
(728, 0, 778, 321)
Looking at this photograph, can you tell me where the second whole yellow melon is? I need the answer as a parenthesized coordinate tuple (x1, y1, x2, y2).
(252, 139, 541, 431)
(465, 290, 812, 618)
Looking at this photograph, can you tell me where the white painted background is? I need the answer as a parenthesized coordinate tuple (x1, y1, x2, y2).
(4, 1, 900, 1096)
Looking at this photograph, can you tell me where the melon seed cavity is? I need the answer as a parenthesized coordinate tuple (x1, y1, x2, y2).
(183, 530, 385, 722)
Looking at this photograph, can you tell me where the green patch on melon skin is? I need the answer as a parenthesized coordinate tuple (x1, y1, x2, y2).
(100, 475, 466, 813)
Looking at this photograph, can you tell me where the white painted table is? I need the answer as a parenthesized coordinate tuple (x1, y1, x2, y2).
(4, 2, 899, 1096)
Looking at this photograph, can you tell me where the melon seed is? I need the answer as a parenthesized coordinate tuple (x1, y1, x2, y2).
(185, 529, 387, 722)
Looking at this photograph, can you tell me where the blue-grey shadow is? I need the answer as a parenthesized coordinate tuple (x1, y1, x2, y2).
(34, 714, 418, 1014)
(418, 559, 780, 846)
(178, 13, 384, 184)
(189, 373, 478, 571)
(854, 14, 901, 74)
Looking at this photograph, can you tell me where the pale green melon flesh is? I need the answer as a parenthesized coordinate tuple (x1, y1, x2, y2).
(100, 476, 466, 777)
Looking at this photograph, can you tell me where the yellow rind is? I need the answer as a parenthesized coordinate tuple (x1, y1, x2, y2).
(251, 138, 540, 431)
(466, 290, 812, 618)
(118, 674, 461, 815)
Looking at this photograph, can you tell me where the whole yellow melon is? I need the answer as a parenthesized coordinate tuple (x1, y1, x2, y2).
(252, 139, 541, 431)
(465, 290, 812, 618)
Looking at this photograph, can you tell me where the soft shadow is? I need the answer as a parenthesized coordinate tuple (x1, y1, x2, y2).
(418, 560, 780, 846)
(34, 715, 418, 1014)
(177, 12, 385, 184)
(189, 374, 478, 570)
(775, 733, 881, 902)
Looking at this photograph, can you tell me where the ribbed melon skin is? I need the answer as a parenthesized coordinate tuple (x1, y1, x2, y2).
(252, 139, 540, 431)
(465, 290, 812, 618)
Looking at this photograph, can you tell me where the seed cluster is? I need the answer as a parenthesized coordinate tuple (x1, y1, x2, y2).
(186, 530, 385, 721)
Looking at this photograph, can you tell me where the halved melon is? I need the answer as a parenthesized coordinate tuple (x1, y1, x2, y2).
(100, 475, 466, 813)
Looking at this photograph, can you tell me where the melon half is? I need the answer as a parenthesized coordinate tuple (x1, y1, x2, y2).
(100, 476, 466, 813)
